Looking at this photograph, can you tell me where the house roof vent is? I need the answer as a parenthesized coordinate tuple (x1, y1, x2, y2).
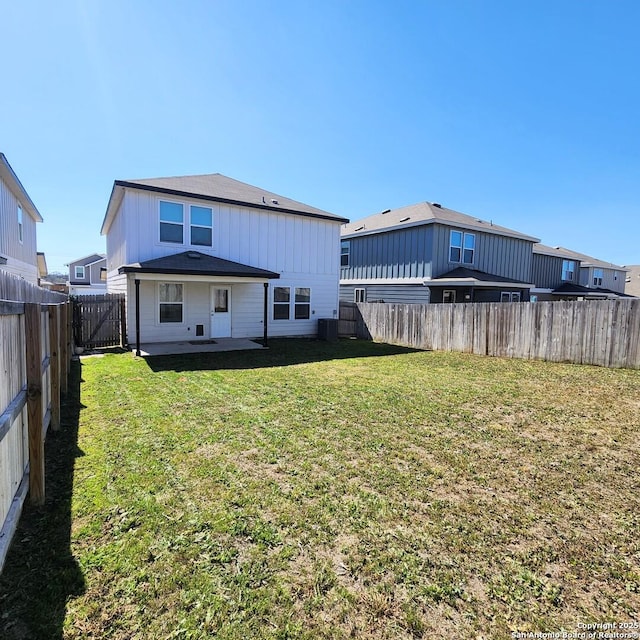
(432, 202, 442, 208)
(271, 199, 279, 205)
(380, 209, 391, 215)
(187, 252, 201, 259)
(354, 225, 365, 232)
(399, 217, 410, 223)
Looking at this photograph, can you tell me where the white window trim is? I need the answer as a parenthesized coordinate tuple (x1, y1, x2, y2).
(341, 240, 351, 267)
(593, 268, 604, 287)
(294, 287, 311, 320)
(273, 286, 291, 321)
(158, 282, 185, 325)
(158, 199, 215, 248)
(561, 260, 575, 282)
(443, 289, 456, 303)
(17, 205, 23, 244)
(449, 230, 475, 265)
(354, 288, 366, 303)
(189, 204, 213, 247)
(501, 291, 521, 302)
(75, 265, 85, 279)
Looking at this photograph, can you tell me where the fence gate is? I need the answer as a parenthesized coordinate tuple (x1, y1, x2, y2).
(72, 294, 126, 349)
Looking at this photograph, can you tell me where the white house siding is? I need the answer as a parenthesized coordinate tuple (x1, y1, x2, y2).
(107, 188, 341, 341)
(0, 176, 38, 283)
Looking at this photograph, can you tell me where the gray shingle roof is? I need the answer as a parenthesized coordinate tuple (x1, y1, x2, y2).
(114, 173, 348, 222)
(119, 251, 280, 279)
(535, 245, 627, 270)
(341, 202, 539, 242)
(429, 266, 533, 286)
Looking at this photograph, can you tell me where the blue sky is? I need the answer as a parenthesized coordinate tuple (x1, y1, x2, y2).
(2, 0, 639, 273)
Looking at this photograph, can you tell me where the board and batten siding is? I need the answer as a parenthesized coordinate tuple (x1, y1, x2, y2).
(531, 253, 569, 290)
(431, 224, 533, 281)
(0, 175, 39, 283)
(579, 266, 625, 293)
(341, 225, 434, 281)
(115, 190, 339, 276)
(339, 283, 431, 304)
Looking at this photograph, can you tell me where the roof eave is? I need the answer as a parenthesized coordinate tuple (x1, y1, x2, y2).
(113, 180, 349, 224)
(118, 265, 280, 279)
(0, 153, 43, 223)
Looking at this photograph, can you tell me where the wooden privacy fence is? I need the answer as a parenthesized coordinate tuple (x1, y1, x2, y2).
(72, 293, 126, 349)
(0, 272, 71, 573)
(346, 299, 640, 369)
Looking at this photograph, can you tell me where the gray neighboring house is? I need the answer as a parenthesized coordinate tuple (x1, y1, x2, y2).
(340, 201, 539, 304)
(625, 265, 640, 298)
(532, 245, 631, 300)
(68, 253, 107, 296)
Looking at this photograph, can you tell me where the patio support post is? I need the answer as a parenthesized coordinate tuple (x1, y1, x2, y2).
(263, 282, 268, 347)
(135, 278, 141, 356)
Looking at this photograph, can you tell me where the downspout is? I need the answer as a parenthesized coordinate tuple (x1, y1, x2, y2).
(135, 278, 141, 356)
(263, 282, 269, 347)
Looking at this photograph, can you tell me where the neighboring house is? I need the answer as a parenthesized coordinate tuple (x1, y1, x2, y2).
(625, 265, 640, 298)
(340, 201, 539, 304)
(531, 244, 585, 301)
(0, 153, 43, 284)
(68, 253, 107, 295)
(100, 173, 348, 345)
(37, 252, 48, 284)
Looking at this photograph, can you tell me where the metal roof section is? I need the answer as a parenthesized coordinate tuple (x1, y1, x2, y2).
(341, 202, 540, 243)
(0, 153, 43, 223)
(102, 173, 348, 234)
(118, 250, 280, 279)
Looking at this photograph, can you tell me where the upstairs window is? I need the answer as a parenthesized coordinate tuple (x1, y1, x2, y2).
(449, 231, 475, 264)
(75, 265, 85, 279)
(159, 283, 183, 323)
(190, 205, 213, 247)
(17, 205, 23, 243)
(341, 240, 350, 267)
(160, 201, 184, 243)
(295, 287, 311, 319)
(561, 259, 575, 281)
(593, 268, 603, 286)
(354, 288, 366, 303)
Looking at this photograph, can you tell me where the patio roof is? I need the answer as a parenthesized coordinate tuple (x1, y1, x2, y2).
(551, 282, 635, 299)
(426, 267, 534, 289)
(119, 251, 280, 279)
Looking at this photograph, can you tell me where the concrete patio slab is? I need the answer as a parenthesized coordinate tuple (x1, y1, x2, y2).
(137, 338, 267, 356)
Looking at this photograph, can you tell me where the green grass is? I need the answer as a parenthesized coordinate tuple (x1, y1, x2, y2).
(1, 339, 640, 639)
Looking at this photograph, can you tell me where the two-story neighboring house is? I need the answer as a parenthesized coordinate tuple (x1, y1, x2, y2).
(531, 245, 630, 300)
(100, 173, 348, 346)
(340, 202, 539, 304)
(531, 244, 583, 300)
(0, 153, 43, 284)
(625, 266, 640, 298)
(67, 253, 107, 295)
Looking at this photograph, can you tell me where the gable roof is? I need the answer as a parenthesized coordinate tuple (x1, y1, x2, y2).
(68, 253, 106, 267)
(101, 173, 348, 234)
(341, 202, 539, 243)
(536, 245, 627, 271)
(551, 282, 635, 299)
(0, 153, 43, 223)
(119, 250, 280, 279)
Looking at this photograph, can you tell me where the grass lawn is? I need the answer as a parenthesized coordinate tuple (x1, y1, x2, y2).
(1, 338, 639, 639)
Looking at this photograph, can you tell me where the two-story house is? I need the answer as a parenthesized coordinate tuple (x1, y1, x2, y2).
(67, 253, 107, 296)
(100, 173, 348, 347)
(340, 201, 539, 304)
(530, 244, 583, 300)
(0, 153, 43, 284)
(532, 245, 628, 300)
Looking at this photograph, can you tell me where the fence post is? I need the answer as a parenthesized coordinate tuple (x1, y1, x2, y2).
(60, 302, 69, 394)
(25, 303, 45, 505)
(48, 304, 61, 430)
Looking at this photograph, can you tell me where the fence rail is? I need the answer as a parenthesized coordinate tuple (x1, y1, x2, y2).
(344, 299, 640, 369)
(0, 271, 71, 573)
